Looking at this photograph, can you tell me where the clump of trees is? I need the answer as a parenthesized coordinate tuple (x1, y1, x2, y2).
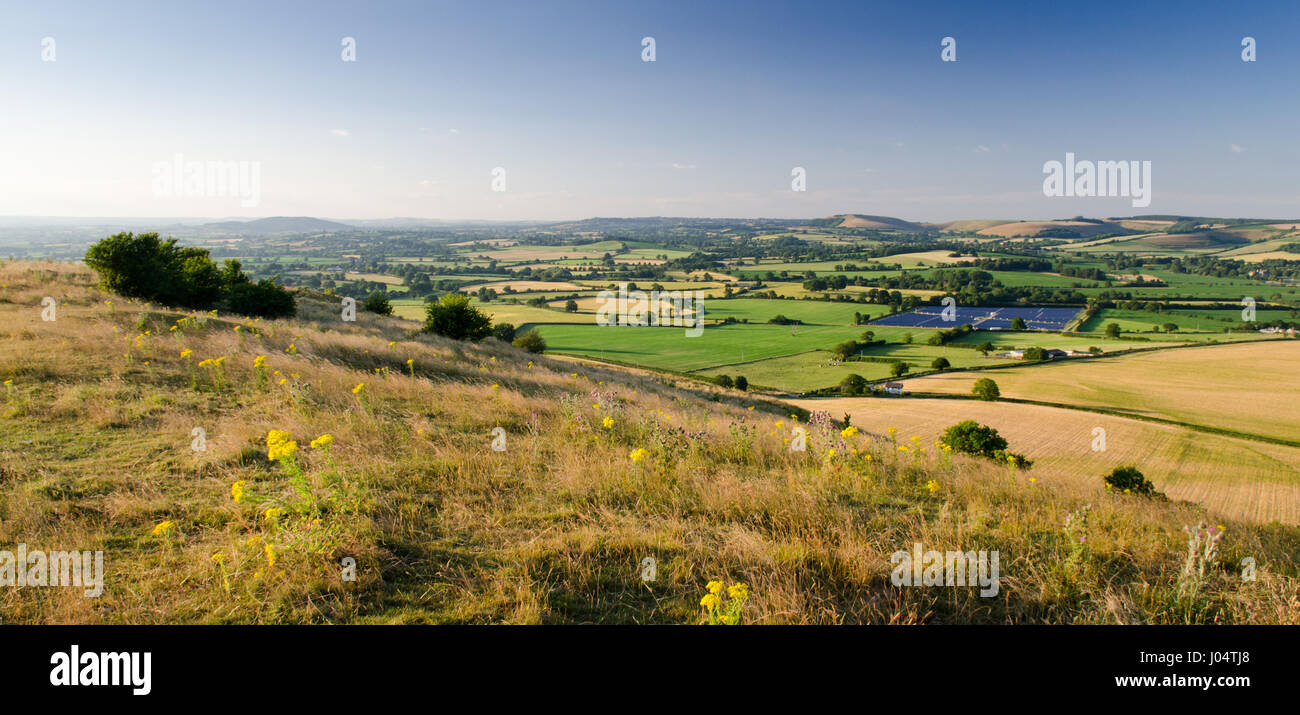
(839, 373, 867, 395)
(84, 231, 295, 318)
(713, 374, 748, 391)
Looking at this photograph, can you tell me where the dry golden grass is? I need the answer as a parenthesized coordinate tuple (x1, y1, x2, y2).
(794, 397, 1300, 526)
(900, 341, 1300, 445)
(1, 261, 1297, 624)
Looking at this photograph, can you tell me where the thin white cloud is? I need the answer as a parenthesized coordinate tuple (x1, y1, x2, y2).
(669, 162, 696, 170)
(331, 129, 350, 137)
(1230, 143, 1244, 153)
(974, 145, 991, 153)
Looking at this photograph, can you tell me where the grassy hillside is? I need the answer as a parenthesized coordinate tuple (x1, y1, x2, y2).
(1, 262, 1297, 624)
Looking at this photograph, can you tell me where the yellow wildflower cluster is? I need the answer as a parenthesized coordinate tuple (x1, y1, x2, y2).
(310, 434, 334, 450)
(700, 579, 751, 625)
(267, 430, 298, 461)
(629, 448, 649, 463)
(150, 520, 175, 538)
(231, 480, 247, 503)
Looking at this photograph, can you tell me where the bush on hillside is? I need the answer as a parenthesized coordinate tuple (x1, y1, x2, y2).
(492, 322, 517, 342)
(84, 232, 295, 318)
(941, 420, 1008, 459)
(364, 290, 393, 316)
(423, 293, 493, 341)
(1104, 465, 1161, 496)
(512, 329, 546, 353)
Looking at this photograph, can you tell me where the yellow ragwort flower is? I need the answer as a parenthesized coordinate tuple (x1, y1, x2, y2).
(231, 480, 246, 503)
(352, 383, 365, 394)
(841, 425, 859, 439)
(150, 520, 175, 537)
(629, 448, 649, 463)
(310, 434, 334, 450)
(707, 580, 724, 595)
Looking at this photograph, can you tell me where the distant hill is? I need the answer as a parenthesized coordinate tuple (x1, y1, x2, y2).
(974, 219, 1136, 239)
(198, 216, 354, 235)
(813, 214, 927, 231)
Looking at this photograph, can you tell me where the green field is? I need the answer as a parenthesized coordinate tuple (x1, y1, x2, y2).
(1080, 307, 1295, 334)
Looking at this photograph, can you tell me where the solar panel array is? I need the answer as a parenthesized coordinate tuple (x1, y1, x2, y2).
(871, 306, 1083, 331)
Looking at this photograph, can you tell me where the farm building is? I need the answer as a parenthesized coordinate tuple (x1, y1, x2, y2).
(884, 382, 904, 395)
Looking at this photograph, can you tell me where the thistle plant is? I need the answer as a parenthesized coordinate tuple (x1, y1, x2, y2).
(1179, 521, 1226, 598)
(1063, 503, 1092, 566)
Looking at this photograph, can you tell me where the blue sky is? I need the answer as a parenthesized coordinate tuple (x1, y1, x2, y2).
(2, 0, 1298, 221)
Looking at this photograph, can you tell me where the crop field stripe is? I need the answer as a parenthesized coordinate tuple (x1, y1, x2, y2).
(906, 393, 1300, 449)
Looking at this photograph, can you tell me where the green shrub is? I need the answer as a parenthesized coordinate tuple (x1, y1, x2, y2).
(1104, 465, 1160, 496)
(364, 290, 393, 316)
(225, 279, 296, 319)
(941, 420, 1008, 459)
(423, 293, 493, 341)
(972, 378, 1000, 401)
(493, 322, 517, 342)
(512, 329, 546, 353)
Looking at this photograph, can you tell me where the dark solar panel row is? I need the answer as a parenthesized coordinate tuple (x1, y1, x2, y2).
(871, 306, 1082, 330)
